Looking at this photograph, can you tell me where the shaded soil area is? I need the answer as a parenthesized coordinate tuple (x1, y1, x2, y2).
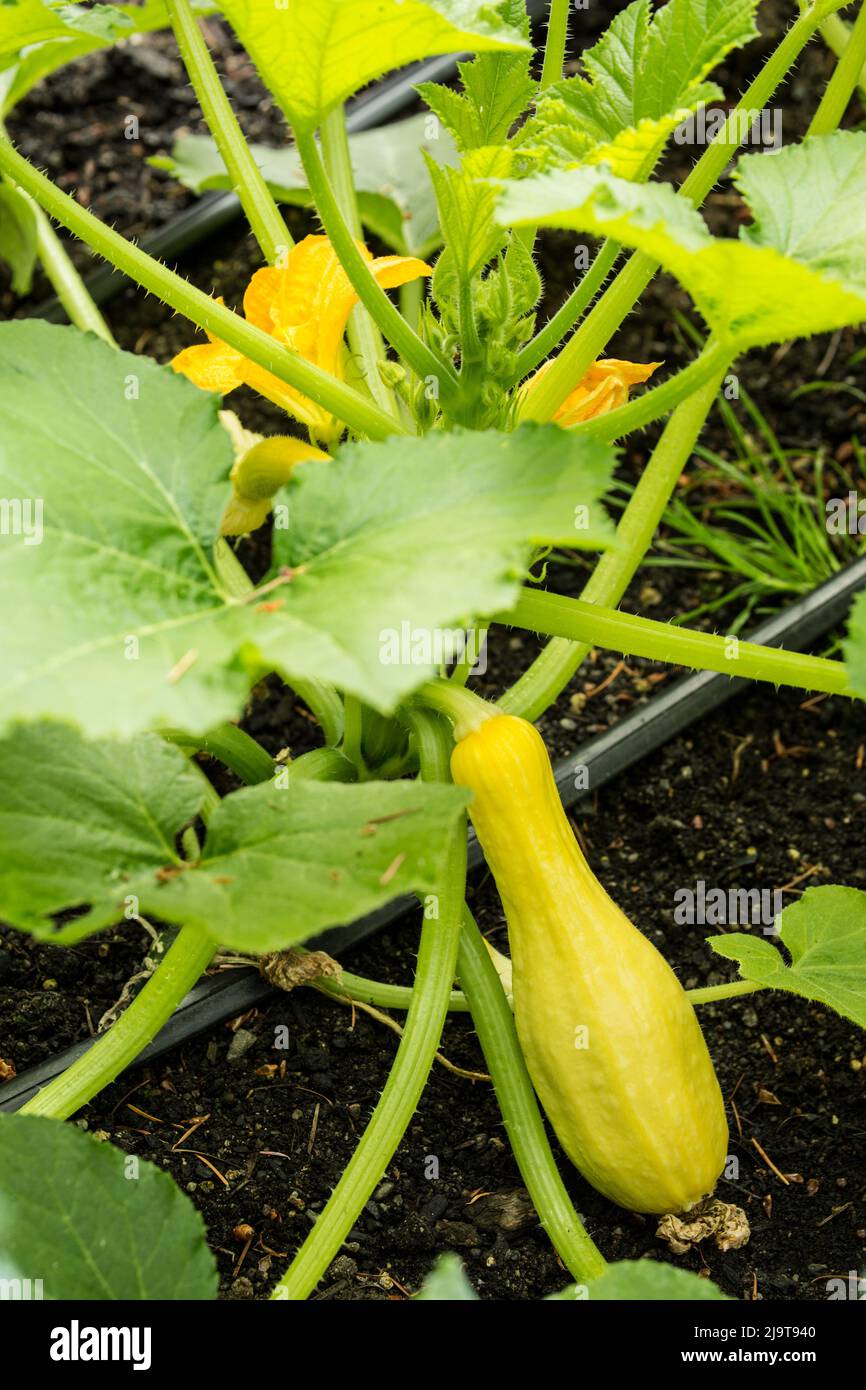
(2, 679, 865, 1300)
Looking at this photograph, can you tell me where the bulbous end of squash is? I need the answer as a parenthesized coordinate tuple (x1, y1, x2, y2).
(452, 713, 729, 1216)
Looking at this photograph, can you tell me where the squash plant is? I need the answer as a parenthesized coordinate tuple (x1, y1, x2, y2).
(1, 0, 866, 1302)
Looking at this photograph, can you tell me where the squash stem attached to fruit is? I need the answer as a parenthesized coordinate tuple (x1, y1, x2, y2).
(415, 679, 497, 741)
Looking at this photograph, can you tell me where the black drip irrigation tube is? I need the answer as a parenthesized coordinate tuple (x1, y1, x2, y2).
(3, 555, 865, 1113)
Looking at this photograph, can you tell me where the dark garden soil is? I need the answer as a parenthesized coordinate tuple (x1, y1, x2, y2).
(2, 1, 866, 1300)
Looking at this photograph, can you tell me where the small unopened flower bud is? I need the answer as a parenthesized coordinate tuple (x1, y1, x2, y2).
(378, 360, 407, 388)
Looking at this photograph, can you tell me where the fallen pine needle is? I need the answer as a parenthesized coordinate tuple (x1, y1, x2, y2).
(175, 1150, 230, 1187)
(751, 1137, 790, 1185)
(319, 988, 490, 1082)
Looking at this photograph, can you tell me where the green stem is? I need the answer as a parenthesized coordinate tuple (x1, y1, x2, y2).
(212, 536, 254, 597)
(161, 723, 275, 784)
(687, 980, 767, 1006)
(568, 340, 732, 442)
(271, 807, 467, 1300)
(165, 0, 291, 265)
(449, 625, 488, 688)
(505, 588, 854, 697)
(320, 107, 399, 420)
(458, 907, 606, 1283)
(400, 277, 424, 334)
(19, 927, 216, 1119)
(813, 7, 866, 103)
(289, 746, 356, 781)
(292, 125, 459, 405)
(319, 969, 469, 1013)
(316, 963, 766, 1013)
(32, 205, 117, 344)
(808, 0, 866, 134)
(404, 705, 452, 782)
(458, 280, 482, 363)
(518, 3, 825, 423)
(512, 239, 620, 384)
(341, 693, 367, 776)
(288, 679, 346, 748)
(415, 678, 497, 740)
(540, 0, 571, 90)
(513, 0, 572, 260)
(0, 139, 401, 442)
(500, 374, 723, 721)
(0, 114, 115, 344)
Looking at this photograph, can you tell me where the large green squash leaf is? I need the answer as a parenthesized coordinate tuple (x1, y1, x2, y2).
(496, 131, 866, 350)
(0, 1115, 217, 1299)
(0, 0, 217, 115)
(0, 320, 252, 738)
(218, 0, 529, 131)
(708, 884, 866, 1029)
(517, 0, 759, 179)
(264, 424, 615, 709)
(0, 0, 126, 58)
(0, 322, 615, 734)
(0, 720, 468, 949)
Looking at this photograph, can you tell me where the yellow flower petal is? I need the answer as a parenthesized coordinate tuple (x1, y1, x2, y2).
(171, 341, 246, 395)
(530, 357, 662, 428)
(368, 253, 433, 292)
(173, 236, 430, 439)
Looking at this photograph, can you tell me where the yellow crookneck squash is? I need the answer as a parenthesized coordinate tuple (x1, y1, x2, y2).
(451, 713, 728, 1215)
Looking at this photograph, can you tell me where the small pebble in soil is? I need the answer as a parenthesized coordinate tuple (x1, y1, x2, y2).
(469, 1188, 536, 1234)
(228, 1278, 255, 1300)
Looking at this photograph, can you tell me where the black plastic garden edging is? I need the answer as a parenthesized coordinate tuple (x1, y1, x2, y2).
(3, 554, 864, 1113)
(31, 0, 553, 323)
